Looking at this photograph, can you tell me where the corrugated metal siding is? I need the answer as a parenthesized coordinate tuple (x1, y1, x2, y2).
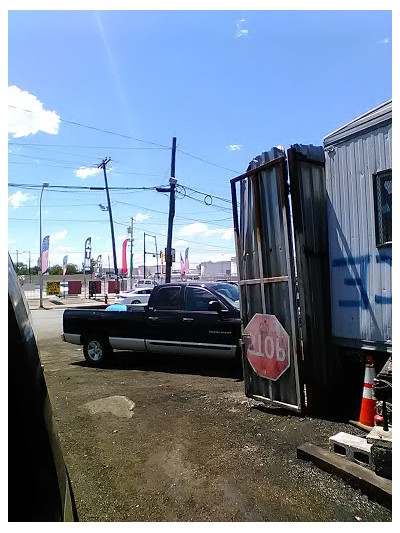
(232, 148, 302, 410)
(325, 118, 392, 348)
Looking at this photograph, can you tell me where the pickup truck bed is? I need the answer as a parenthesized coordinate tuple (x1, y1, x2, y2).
(62, 282, 242, 367)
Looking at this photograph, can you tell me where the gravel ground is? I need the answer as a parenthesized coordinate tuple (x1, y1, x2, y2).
(37, 313, 391, 523)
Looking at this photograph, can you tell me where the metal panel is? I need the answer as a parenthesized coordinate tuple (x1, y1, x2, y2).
(231, 148, 303, 412)
(288, 144, 332, 415)
(324, 108, 392, 350)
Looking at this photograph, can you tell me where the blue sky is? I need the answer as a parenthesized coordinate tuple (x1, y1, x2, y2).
(8, 8, 392, 271)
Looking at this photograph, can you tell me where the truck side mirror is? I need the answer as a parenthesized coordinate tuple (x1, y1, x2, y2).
(208, 300, 222, 312)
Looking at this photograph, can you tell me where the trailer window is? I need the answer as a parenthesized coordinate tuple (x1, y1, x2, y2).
(373, 170, 392, 246)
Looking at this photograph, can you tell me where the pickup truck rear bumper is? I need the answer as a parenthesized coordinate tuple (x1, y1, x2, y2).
(61, 333, 82, 345)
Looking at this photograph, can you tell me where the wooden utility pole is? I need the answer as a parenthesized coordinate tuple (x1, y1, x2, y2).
(157, 137, 177, 284)
(98, 158, 119, 291)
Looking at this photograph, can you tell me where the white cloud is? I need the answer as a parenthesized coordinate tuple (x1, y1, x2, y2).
(134, 212, 151, 223)
(235, 19, 249, 38)
(50, 230, 68, 242)
(8, 190, 33, 208)
(220, 228, 234, 240)
(228, 144, 242, 151)
(178, 222, 234, 241)
(8, 86, 60, 138)
(75, 166, 101, 179)
(55, 245, 75, 253)
(178, 222, 209, 238)
(377, 37, 390, 45)
(205, 253, 234, 263)
(173, 239, 188, 247)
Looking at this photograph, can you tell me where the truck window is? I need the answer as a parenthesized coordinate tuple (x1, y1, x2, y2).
(154, 286, 181, 310)
(185, 287, 217, 312)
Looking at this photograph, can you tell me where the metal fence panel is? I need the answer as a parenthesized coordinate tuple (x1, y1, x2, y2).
(232, 148, 303, 411)
(288, 144, 332, 415)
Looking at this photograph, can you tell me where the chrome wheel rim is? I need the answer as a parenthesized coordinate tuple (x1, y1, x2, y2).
(87, 340, 103, 361)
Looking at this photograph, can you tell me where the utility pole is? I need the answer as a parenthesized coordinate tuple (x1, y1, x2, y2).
(156, 137, 177, 283)
(144, 233, 158, 281)
(39, 182, 49, 308)
(28, 251, 31, 282)
(144, 233, 146, 279)
(99, 158, 119, 292)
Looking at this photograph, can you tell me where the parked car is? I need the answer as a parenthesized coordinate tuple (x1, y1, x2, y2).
(135, 279, 157, 288)
(115, 288, 153, 305)
(62, 282, 242, 368)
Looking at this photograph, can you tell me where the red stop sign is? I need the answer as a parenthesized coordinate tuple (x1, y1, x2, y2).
(244, 314, 290, 381)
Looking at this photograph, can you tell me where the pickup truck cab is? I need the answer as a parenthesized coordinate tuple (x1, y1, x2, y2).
(62, 282, 242, 367)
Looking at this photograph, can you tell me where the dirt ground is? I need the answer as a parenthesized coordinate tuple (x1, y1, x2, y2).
(38, 323, 391, 522)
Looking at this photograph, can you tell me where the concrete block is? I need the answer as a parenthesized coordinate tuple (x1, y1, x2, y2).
(371, 446, 392, 480)
(329, 432, 372, 467)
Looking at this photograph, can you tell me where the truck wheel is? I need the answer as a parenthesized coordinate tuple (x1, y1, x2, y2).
(234, 345, 244, 380)
(132, 300, 141, 304)
(83, 337, 112, 367)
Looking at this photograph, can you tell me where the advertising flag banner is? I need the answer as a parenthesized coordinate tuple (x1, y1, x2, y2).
(62, 255, 68, 276)
(180, 252, 185, 276)
(122, 239, 128, 275)
(185, 247, 189, 274)
(96, 255, 102, 275)
(41, 235, 50, 273)
(84, 237, 92, 273)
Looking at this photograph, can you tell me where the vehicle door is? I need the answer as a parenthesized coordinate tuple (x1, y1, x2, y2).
(146, 285, 182, 354)
(180, 286, 237, 357)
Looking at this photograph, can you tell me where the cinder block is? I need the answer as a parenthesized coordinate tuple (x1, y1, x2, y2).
(329, 432, 372, 467)
(371, 445, 392, 480)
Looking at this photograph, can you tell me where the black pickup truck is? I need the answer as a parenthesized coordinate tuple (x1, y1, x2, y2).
(62, 282, 242, 367)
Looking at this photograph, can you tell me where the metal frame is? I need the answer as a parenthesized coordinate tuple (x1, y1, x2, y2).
(231, 155, 303, 412)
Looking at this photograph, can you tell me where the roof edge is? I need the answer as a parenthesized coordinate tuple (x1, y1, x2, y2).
(324, 100, 392, 145)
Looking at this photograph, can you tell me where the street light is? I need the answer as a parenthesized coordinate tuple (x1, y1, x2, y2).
(39, 182, 49, 308)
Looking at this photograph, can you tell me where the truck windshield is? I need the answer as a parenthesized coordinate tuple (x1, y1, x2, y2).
(213, 283, 240, 309)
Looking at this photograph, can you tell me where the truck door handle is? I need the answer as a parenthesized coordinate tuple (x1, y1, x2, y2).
(149, 316, 158, 322)
(182, 318, 194, 322)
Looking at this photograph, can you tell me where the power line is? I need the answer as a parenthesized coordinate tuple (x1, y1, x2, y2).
(132, 223, 234, 251)
(8, 157, 166, 178)
(177, 148, 240, 174)
(8, 182, 233, 210)
(180, 185, 231, 203)
(8, 217, 110, 223)
(9, 106, 243, 176)
(9, 141, 168, 150)
(8, 183, 161, 191)
(8, 105, 170, 149)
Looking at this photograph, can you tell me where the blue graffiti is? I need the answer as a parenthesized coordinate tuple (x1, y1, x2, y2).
(375, 295, 392, 304)
(376, 254, 392, 266)
(332, 254, 391, 307)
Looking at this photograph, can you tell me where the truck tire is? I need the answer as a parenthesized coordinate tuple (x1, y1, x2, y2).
(83, 337, 112, 367)
(234, 345, 244, 380)
(132, 300, 141, 304)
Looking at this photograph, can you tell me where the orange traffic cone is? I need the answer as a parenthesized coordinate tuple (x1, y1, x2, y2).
(358, 355, 376, 428)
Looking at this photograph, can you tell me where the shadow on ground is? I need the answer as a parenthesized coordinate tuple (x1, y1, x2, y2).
(71, 351, 243, 381)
